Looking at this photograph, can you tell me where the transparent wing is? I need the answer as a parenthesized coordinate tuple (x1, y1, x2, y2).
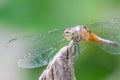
(88, 16, 120, 55)
(6, 28, 68, 68)
(18, 39, 65, 68)
(6, 28, 65, 50)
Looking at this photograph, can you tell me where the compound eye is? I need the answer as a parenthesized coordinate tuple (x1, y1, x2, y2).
(64, 32, 70, 36)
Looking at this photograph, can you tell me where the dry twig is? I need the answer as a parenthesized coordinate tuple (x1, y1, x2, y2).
(39, 40, 76, 80)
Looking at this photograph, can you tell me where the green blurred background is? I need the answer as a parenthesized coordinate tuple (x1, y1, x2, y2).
(0, 0, 120, 80)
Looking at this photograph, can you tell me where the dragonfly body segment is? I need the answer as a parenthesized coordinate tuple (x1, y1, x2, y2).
(64, 25, 118, 46)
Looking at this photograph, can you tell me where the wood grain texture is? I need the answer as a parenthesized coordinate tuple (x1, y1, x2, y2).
(39, 40, 76, 80)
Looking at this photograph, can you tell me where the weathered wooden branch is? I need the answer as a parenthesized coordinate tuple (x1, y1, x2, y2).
(39, 40, 76, 80)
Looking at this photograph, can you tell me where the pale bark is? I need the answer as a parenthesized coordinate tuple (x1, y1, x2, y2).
(39, 40, 76, 80)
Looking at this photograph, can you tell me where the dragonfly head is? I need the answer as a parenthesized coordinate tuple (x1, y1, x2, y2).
(64, 28, 77, 41)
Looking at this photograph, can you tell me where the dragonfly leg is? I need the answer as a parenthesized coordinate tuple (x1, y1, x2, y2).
(72, 42, 80, 56)
(76, 43, 80, 57)
(72, 45, 76, 56)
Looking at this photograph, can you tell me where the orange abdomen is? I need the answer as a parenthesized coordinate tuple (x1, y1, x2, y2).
(89, 32, 100, 43)
(88, 32, 118, 46)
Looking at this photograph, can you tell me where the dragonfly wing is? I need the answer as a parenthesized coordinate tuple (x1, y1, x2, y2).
(18, 46, 56, 68)
(6, 28, 69, 68)
(6, 28, 65, 50)
(88, 16, 120, 55)
(18, 38, 66, 68)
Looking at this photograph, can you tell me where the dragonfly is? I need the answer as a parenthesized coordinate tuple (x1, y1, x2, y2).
(6, 16, 120, 68)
